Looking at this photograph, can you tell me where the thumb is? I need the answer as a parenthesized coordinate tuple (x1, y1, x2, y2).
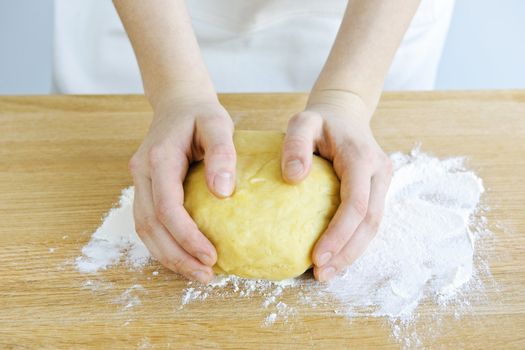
(199, 117, 237, 198)
(281, 112, 322, 184)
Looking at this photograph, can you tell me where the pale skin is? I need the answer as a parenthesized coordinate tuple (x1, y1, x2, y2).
(114, 0, 420, 284)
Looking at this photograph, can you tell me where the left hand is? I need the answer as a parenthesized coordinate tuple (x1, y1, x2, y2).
(281, 91, 393, 282)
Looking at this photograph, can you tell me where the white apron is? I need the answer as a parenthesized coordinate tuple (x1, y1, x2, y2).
(53, 0, 455, 93)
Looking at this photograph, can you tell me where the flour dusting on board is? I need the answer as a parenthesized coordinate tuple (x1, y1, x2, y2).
(75, 147, 492, 347)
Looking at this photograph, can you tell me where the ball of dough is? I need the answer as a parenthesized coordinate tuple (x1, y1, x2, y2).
(183, 130, 340, 280)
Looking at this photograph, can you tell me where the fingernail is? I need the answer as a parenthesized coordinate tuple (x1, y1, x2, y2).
(214, 172, 233, 197)
(192, 270, 210, 283)
(317, 252, 332, 266)
(198, 253, 214, 266)
(285, 159, 303, 178)
(320, 266, 336, 282)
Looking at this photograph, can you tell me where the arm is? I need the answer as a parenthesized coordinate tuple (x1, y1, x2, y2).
(280, 0, 420, 281)
(114, 0, 215, 108)
(309, 0, 420, 113)
(114, 0, 237, 284)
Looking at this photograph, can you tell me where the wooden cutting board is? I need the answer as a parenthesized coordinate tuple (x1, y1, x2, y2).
(0, 92, 524, 349)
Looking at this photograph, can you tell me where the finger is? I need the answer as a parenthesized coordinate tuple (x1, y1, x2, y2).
(312, 159, 372, 268)
(148, 145, 217, 267)
(314, 168, 392, 282)
(198, 116, 237, 198)
(281, 112, 322, 183)
(133, 175, 214, 283)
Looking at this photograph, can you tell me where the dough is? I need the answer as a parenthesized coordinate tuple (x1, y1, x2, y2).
(183, 130, 340, 280)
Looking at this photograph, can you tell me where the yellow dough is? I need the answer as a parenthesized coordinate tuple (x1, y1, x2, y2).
(183, 130, 340, 280)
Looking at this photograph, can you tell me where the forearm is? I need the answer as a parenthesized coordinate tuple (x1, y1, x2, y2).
(309, 0, 420, 117)
(113, 0, 216, 109)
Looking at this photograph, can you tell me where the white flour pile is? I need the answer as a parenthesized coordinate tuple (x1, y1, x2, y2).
(323, 148, 485, 319)
(76, 187, 149, 273)
(75, 147, 490, 345)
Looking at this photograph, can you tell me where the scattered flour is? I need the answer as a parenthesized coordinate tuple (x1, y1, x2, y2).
(81, 279, 114, 292)
(178, 274, 299, 326)
(113, 284, 147, 309)
(75, 187, 149, 273)
(264, 312, 277, 326)
(75, 147, 491, 346)
(321, 148, 485, 319)
(137, 336, 152, 350)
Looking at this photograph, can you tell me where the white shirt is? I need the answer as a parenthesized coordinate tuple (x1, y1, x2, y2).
(53, 0, 455, 94)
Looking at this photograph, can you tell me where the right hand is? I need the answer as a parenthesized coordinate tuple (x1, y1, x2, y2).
(128, 96, 237, 284)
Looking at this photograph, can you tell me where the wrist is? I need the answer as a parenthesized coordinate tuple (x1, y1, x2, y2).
(152, 88, 219, 117)
(147, 79, 218, 112)
(307, 89, 375, 123)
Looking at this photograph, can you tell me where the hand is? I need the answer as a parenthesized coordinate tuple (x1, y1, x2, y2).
(281, 91, 393, 282)
(128, 97, 237, 284)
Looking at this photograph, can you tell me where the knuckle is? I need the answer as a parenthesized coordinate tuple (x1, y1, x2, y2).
(342, 250, 355, 266)
(128, 154, 142, 175)
(365, 211, 383, 231)
(202, 112, 232, 126)
(147, 145, 166, 169)
(333, 233, 349, 249)
(135, 215, 156, 237)
(358, 146, 376, 165)
(154, 200, 172, 224)
(177, 234, 198, 252)
(159, 255, 186, 273)
(339, 143, 383, 168)
(209, 143, 236, 160)
(158, 255, 170, 268)
(283, 135, 310, 155)
(326, 231, 349, 250)
(351, 195, 369, 219)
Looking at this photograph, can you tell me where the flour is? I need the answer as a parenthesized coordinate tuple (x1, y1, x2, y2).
(75, 147, 490, 346)
(75, 187, 149, 273)
(137, 337, 152, 350)
(178, 274, 299, 326)
(113, 284, 147, 309)
(320, 147, 485, 319)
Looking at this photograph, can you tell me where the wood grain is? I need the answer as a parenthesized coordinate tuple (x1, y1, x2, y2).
(0, 92, 524, 349)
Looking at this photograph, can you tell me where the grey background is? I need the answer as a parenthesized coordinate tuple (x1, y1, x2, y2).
(1, 0, 524, 94)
